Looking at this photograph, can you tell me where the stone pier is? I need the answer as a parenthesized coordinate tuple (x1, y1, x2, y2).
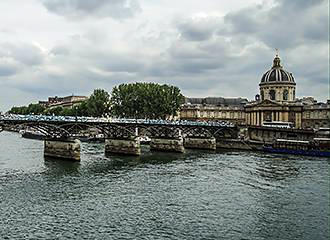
(184, 137, 216, 150)
(150, 138, 185, 153)
(44, 139, 81, 161)
(105, 138, 141, 156)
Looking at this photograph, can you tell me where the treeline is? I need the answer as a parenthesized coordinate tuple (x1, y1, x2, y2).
(8, 89, 111, 117)
(111, 83, 184, 119)
(8, 83, 185, 119)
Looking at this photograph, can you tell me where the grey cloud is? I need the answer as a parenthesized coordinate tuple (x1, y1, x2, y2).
(0, 61, 19, 77)
(50, 45, 70, 56)
(223, 8, 260, 35)
(0, 43, 45, 66)
(41, 0, 141, 20)
(175, 59, 221, 73)
(222, 0, 328, 49)
(100, 56, 145, 73)
(152, 37, 230, 77)
(277, 0, 326, 9)
(1, 0, 328, 111)
(75, 49, 146, 74)
(176, 16, 221, 41)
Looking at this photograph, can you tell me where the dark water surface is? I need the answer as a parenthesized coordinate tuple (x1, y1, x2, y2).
(0, 131, 329, 240)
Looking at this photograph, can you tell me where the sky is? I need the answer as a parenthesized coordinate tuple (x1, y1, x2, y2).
(0, 0, 329, 111)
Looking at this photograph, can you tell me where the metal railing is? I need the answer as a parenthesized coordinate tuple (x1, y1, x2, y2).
(0, 114, 236, 128)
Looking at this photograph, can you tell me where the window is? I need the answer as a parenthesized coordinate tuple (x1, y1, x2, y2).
(283, 89, 288, 100)
(261, 90, 264, 100)
(269, 90, 276, 100)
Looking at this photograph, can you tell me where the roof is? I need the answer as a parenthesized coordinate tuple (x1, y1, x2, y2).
(185, 97, 248, 106)
(260, 55, 295, 84)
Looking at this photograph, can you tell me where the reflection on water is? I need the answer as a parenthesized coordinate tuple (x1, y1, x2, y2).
(43, 157, 81, 176)
(0, 132, 329, 240)
(255, 154, 300, 181)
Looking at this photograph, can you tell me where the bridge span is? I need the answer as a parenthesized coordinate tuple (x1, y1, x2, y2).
(0, 114, 238, 160)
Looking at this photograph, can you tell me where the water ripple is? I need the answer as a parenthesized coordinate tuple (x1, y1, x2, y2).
(0, 132, 329, 240)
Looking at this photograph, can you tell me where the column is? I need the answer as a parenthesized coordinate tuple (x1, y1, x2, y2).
(150, 137, 185, 153)
(105, 137, 141, 156)
(44, 139, 81, 161)
(256, 111, 259, 126)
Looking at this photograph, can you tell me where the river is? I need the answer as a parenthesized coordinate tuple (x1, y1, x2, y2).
(0, 131, 329, 239)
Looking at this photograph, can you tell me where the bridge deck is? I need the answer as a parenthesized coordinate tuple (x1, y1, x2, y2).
(0, 114, 236, 128)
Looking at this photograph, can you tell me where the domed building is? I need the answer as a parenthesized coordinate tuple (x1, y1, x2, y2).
(180, 51, 330, 131)
(245, 53, 304, 128)
(259, 54, 296, 102)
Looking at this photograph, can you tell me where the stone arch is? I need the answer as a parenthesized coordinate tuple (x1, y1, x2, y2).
(283, 89, 289, 101)
(140, 125, 181, 139)
(269, 89, 276, 100)
(17, 122, 71, 139)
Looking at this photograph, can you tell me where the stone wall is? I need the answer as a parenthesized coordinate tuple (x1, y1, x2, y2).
(248, 127, 315, 143)
(44, 139, 81, 161)
(150, 138, 185, 153)
(105, 138, 141, 156)
(184, 137, 216, 150)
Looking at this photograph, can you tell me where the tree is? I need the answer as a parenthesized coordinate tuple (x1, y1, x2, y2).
(44, 106, 64, 116)
(8, 104, 45, 115)
(110, 82, 185, 119)
(27, 103, 45, 115)
(8, 106, 27, 114)
(60, 107, 75, 116)
(74, 101, 89, 117)
(86, 89, 111, 117)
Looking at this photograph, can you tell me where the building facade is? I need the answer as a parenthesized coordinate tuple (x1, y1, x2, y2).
(179, 97, 247, 125)
(179, 53, 330, 130)
(39, 95, 88, 109)
(302, 102, 330, 129)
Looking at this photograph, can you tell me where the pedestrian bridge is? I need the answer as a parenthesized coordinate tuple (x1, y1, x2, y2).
(0, 114, 238, 160)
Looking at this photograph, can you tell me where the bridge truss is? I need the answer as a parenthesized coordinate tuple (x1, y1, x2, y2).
(0, 115, 238, 140)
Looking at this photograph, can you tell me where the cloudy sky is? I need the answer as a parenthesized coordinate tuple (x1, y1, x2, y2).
(0, 0, 328, 111)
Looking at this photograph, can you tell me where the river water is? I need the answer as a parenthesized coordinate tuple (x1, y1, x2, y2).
(0, 131, 329, 240)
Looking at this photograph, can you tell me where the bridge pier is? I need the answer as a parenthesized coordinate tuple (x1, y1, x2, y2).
(44, 139, 81, 161)
(150, 138, 185, 153)
(105, 138, 141, 156)
(184, 137, 216, 150)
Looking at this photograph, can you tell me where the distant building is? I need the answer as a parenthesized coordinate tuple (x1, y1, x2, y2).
(302, 101, 330, 130)
(39, 95, 88, 109)
(179, 97, 248, 125)
(246, 53, 330, 130)
(179, 53, 330, 130)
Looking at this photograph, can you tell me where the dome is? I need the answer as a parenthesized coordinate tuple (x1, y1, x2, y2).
(260, 55, 295, 84)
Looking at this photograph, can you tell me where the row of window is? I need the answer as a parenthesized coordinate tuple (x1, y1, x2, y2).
(260, 89, 295, 101)
(303, 111, 330, 119)
(181, 110, 245, 119)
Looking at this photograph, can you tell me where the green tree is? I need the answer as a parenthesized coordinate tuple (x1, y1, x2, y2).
(86, 89, 111, 117)
(110, 82, 185, 119)
(44, 106, 64, 116)
(27, 103, 45, 115)
(8, 104, 45, 115)
(60, 107, 75, 116)
(75, 101, 89, 116)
